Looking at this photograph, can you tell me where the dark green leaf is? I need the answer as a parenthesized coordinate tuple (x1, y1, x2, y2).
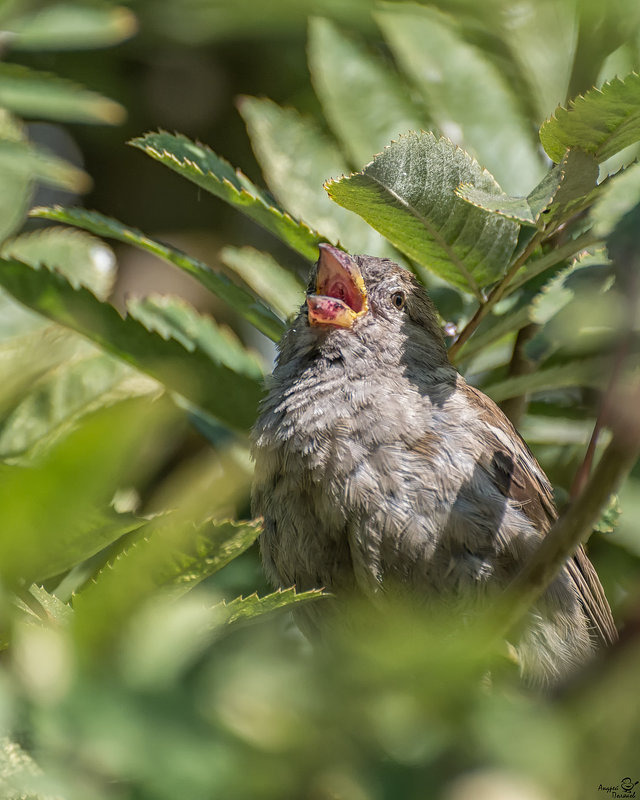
(326, 132, 519, 296)
(30, 205, 284, 342)
(129, 131, 323, 262)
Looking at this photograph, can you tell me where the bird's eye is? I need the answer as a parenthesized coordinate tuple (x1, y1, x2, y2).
(391, 291, 406, 310)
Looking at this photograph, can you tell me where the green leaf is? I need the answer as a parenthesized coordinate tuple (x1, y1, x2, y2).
(326, 131, 520, 296)
(0, 256, 264, 430)
(308, 16, 425, 168)
(1, 227, 116, 300)
(481, 355, 611, 402)
(129, 130, 323, 262)
(0, 63, 125, 124)
(500, 0, 577, 123)
(219, 246, 305, 321)
(0, 110, 31, 242)
(126, 293, 264, 379)
(591, 161, 640, 238)
(0, 138, 90, 194)
(238, 95, 382, 253)
(30, 205, 285, 342)
(73, 517, 262, 651)
(376, 4, 545, 196)
(0, 401, 160, 585)
(19, 584, 74, 627)
(540, 73, 640, 163)
(0, 346, 161, 462)
(8, 3, 137, 51)
(457, 148, 599, 227)
(212, 587, 327, 627)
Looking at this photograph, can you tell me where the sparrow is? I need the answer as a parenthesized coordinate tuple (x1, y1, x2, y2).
(251, 244, 617, 685)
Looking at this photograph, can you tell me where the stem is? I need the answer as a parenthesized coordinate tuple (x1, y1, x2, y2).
(448, 232, 544, 361)
(498, 323, 540, 428)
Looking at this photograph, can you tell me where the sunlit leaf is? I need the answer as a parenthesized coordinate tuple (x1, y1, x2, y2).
(30, 205, 284, 342)
(540, 72, 640, 163)
(129, 131, 323, 262)
(377, 3, 545, 195)
(212, 587, 327, 626)
(0, 63, 125, 124)
(327, 132, 519, 296)
(308, 16, 425, 168)
(1, 227, 116, 300)
(219, 246, 305, 321)
(238, 95, 382, 253)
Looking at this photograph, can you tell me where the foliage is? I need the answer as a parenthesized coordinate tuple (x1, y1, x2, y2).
(0, 1, 640, 799)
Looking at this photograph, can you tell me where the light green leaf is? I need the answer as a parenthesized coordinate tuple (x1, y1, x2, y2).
(0, 63, 125, 124)
(377, 3, 545, 195)
(0, 110, 31, 242)
(0, 138, 90, 193)
(326, 131, 520, 296)
(8, 3, 137, 51)
(500, 0, 577, 123)
(0, 402, 160, 585)
(591, 161, 640, 238)
(0, 346, 162, 462)
(129, 130, 323, 262)
(30, 205, 284, 342)
(482, 355, 611, 402)
(540, 73, 640, 163)
(238, 95, 382, 253)
(73, 517, 262, 650)
(519, 415, 611, 446)
(0, 256, 264, 430)
(1, 227, 116, 300)
(308, 16, 425, 168)
(212, 587, 327, 627)
(219, 246, 305, 321)
(127, 293, 264, 379)
(19, 584, 74, 627)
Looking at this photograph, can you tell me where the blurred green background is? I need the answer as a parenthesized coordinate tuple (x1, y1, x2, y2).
(1, 1, 640, 798)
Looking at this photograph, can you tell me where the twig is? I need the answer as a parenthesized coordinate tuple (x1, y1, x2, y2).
(498, 323, 540, 428)
(448, 232, 544, 361)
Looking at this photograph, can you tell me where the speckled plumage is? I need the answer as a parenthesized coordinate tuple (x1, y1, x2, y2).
(251, 250, 617, 685)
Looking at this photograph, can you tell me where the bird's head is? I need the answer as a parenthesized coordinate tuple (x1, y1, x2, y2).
(299, 243, 449, 370)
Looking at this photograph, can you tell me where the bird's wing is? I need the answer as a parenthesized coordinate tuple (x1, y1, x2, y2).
(465, 383, 618, 648)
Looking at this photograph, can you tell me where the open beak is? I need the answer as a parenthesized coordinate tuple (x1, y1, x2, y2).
(307, 244, 368, 328)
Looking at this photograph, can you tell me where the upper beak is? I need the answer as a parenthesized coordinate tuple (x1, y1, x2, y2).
(307, 244, 368, 328)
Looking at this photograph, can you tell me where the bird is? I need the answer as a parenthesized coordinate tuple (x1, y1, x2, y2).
(251, 243, 617, 685)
